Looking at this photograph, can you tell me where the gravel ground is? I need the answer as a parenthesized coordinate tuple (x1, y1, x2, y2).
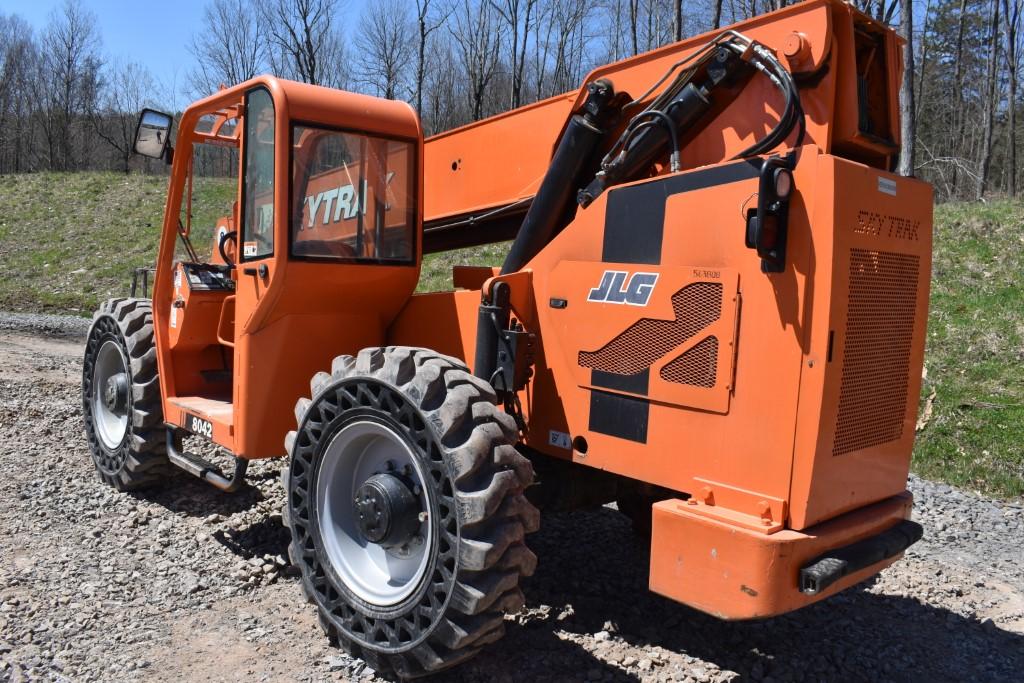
(0, 312, 90, 339)
(1, 315, 1022, 682)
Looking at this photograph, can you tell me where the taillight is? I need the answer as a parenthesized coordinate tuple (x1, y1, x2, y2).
(744, 156, 794, 273)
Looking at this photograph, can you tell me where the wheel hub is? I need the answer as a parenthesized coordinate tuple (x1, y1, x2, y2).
(104, 374, 128, 413)
(316, 419, 433, 606)
(354, 473, 421, 549)
(91, 338, 130, 452)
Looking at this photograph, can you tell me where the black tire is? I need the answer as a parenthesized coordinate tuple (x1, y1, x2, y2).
(284, 347, 539, 678)
(82, 298, 170, 490)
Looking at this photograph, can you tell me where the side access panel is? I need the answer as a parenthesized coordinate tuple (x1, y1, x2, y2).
(521, 151, 822, 517)
(788, 156, 933, 529)
(549, 263, 739, 415)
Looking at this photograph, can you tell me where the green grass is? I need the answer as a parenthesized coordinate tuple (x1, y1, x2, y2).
(417, 242, 510, 291)
(912, 200, 1024, 498)
(0, 172, 508, 315)
(1, 172, 1021, 497)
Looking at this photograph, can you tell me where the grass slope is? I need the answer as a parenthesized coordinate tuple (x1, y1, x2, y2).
(0, 172, 1020, 497)
(914, 202, 1024, 497)
(0, 172, 506, 314)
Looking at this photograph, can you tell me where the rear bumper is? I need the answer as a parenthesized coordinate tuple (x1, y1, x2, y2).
(649, 491, 916, 619)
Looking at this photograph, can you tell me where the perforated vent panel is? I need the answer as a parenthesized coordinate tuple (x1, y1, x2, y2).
(579, 282, 723, 375)
(660, 336, 719, 387)
(833, 249, 920, 456)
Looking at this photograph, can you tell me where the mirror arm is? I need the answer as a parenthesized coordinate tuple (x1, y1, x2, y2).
(164, 145, 174, 165)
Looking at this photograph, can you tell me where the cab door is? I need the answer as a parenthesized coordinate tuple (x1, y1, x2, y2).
(230, 84, 421, 458)
(231, 85, 286, 457)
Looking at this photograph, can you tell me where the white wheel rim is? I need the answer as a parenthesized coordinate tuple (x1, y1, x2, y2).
(316, 420, 432, 606)
(92, 339, 129, 450)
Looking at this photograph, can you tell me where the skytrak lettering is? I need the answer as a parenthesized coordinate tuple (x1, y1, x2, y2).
(300, 172, 395, 231)
(302, 180, 367, 229)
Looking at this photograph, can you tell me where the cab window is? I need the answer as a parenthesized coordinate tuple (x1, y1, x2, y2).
(241, 88, 275, 260)
(290, 125, 415, 263)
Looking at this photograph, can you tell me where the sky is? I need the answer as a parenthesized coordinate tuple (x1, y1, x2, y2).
(5, 0, 206, 106)
(2, 0, 368, 109)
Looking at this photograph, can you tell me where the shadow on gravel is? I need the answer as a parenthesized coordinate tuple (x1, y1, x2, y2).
(212, 516, 292, 561)
(131, 474, 267, 518)
(442, 506, 1024, 682)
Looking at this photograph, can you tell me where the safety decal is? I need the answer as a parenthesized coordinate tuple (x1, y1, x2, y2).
(548, 430, 572, 450)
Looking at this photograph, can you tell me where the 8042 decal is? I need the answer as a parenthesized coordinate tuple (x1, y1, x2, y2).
(182, 412, 213, 439)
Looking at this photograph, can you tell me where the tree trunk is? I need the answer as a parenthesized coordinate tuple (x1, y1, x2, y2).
(950, 0, 968, 194)
(979, 0, 1001, 199)
(1005, 0, 1021, 197)
(513, 1, 533, 108)
(416, 1, 427, 117)
(898, 0, 916, 176)
(629, 0, 639, 55)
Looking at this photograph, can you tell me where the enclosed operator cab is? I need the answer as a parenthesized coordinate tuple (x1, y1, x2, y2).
(143, 78, 422, 478)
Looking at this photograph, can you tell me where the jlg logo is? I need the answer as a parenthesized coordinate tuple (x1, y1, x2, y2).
(587, 270, 658, 306)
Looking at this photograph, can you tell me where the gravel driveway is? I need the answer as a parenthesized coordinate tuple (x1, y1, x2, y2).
(1, 315, 1022, 682)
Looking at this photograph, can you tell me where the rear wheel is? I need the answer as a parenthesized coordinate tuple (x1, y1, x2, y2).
(82, 298, 170, 490)
(284, 347, 539, 678)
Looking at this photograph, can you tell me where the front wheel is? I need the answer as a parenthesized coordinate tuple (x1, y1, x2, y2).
(284, 347, 539, 678)
(82, 298, 170, 490)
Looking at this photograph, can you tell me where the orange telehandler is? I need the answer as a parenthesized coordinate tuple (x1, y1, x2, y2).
(81, 0, 932, 676)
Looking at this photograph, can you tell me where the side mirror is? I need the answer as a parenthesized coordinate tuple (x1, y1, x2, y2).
(133, 108, 173, 161)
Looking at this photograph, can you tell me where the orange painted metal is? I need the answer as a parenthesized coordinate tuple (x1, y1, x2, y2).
(649, 492, 913, 618)
(472, 148, 931, 534)
(153, 76, 422, 457)
(144, 0, 930, 623)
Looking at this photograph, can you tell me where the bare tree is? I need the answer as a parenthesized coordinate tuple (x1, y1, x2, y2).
(91, 60, 155, 172)
(38, 0, 102, 171)
(259, 0, 348, 87)
(492, 0, 538, 109)
(979, 0, 1001, 198)
(450, 0, 504, 120)
(414, 0, 450, 116)
(357, 0, 414, 100)
(628, 0, 640, 54)
(1003, 0, 1022, 196)
(188, 0, 266, 96)
(712, 0, 724, 29)
(0, 14, 41, 172)
(898, 0, 915, 176)
(548, 0, 591, 93)
(421, 36, 466, 133)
